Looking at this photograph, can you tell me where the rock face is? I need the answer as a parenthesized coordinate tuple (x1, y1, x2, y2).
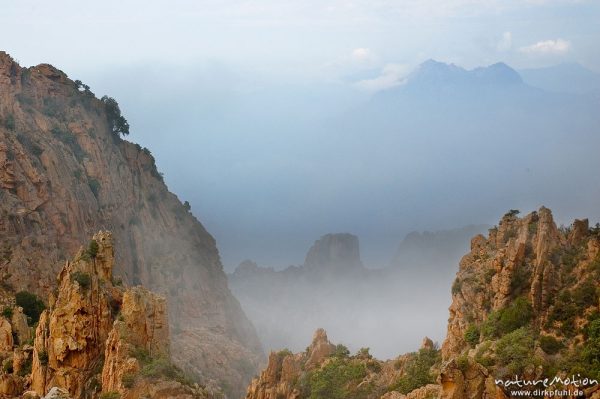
(24, 231, 209, 399)
(0, 51, 262, 397)
(31, 231, 117, 396)
(101, 286, 169, 394)
(440, 207, 600, 399)
(101, 287, 209, 399)
(245, 329, 441, 399)
(304, 233, 364, 272)
(229, 233, 374, 354)
(243, 207, 600, 399)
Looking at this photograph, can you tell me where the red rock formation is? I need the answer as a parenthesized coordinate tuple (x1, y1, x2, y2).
(0, 51, 263, 396)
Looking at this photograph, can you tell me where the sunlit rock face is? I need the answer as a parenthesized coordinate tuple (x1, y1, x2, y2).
(245, 328, 442, 399)
(0, 51, 263, 397)
(25, 231, 211, 399)
(31, 232, 117, 397)
(440, 207, 600, 399)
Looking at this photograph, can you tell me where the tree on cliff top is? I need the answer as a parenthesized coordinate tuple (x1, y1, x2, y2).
(101, 96, 130, 137)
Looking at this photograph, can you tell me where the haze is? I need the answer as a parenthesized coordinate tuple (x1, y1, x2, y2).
(2, 0, 600, 357)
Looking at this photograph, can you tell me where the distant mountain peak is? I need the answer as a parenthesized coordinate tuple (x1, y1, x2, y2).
(405, 60, 522, 89)
(304, 233, 364, 271)
(472, 62, 523, 85)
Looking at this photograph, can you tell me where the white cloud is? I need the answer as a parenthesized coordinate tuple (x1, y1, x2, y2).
(519, 38, 571, 55)
(497, 31, 512, 52)
(351, 48, 375, 62)
(355, 63, 411, 92)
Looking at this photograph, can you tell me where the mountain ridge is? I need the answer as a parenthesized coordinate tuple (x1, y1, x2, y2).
(0, 50, 263, 398)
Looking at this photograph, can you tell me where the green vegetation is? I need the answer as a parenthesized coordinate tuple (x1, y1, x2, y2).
(71, 271, 92, 290)
(276, 349, 293, 359)
(554, 245, 582, 272)
(474, 341, 494, 368)
(299, 357, 369, 399)
(528, 222, 538, 235)
(482, 297, 532, 338)
(504, 209, 520, 218)
(572, 279, 598, 308)
(510, 265, 531, 296)
(51, 126, 86, 161)
(451, 278, 462, 295)
(87, 239, 99, 258)
(130, 347, 194, 386)
(121, 372, 136, 388)
(1, 306, 13, 319)
(3, 114, 15, 130)
(332, 344, 350, 359)
(456, 354, 469, 373)
(99, 392, 121, 399)
(15, 290, 46, 324)
(2, 358, 13, 373)
(495, 328, 535, 377)
(42, 97, 60, 117)
(17, 356, 32, 376)
(101, 96, 129, 137)
(88, 178, 101, 199)
(16, 134, 43, 157)
(38, 349, 49, 366)
(74, 79, 94, 96)
(539, 335, 562, 355)
(464, 325, 480, 346)
(389, 347, 440, 394)
(356, 347, 372, 359)
(546, 280, 598, 336)
(552, 317, 600, 380)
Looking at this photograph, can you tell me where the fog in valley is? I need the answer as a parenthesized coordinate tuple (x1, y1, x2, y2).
(3, 0, 600, 360)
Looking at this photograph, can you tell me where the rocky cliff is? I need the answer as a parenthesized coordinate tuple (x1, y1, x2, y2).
(304, 234, 364, 273)
(245, 328, 441, 399)
(0, 51, 263, 397)
(229, 233, 376, 355)
(1, 231, 211, 398)
(439, 207, 600, 399)
(243, 207, 600, 399)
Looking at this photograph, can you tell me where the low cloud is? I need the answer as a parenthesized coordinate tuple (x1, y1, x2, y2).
(519, 38, 571, 55)
(355, 63, 411, 92)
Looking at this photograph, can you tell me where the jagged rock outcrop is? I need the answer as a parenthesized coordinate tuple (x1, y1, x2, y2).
(440, 207, 600, 399)
(304, 233, 364, 272)
(245, 329, 441, 399)
(30, 232, 118, 397)
(229, 233, 375, 356)
(245, 329, 337, 399)
(0, 51, 263, 397)
(22, 231, 209, 399)
(101, 287, 167, 393)
(101, 286, 208, 399)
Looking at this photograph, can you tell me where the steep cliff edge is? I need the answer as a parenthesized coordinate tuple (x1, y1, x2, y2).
(0, 51, 263, 397)
(243, 207, 600, 399)
(1, 231, 210, 398)
(30, 232, 118, 396)
(440, 207, 600, 399)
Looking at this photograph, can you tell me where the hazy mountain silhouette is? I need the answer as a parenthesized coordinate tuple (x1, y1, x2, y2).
(520, 62, 600, 94)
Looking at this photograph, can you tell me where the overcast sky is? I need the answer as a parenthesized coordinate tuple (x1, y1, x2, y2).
(2, 0, 599, 79)
(2, 1, 599, 270)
